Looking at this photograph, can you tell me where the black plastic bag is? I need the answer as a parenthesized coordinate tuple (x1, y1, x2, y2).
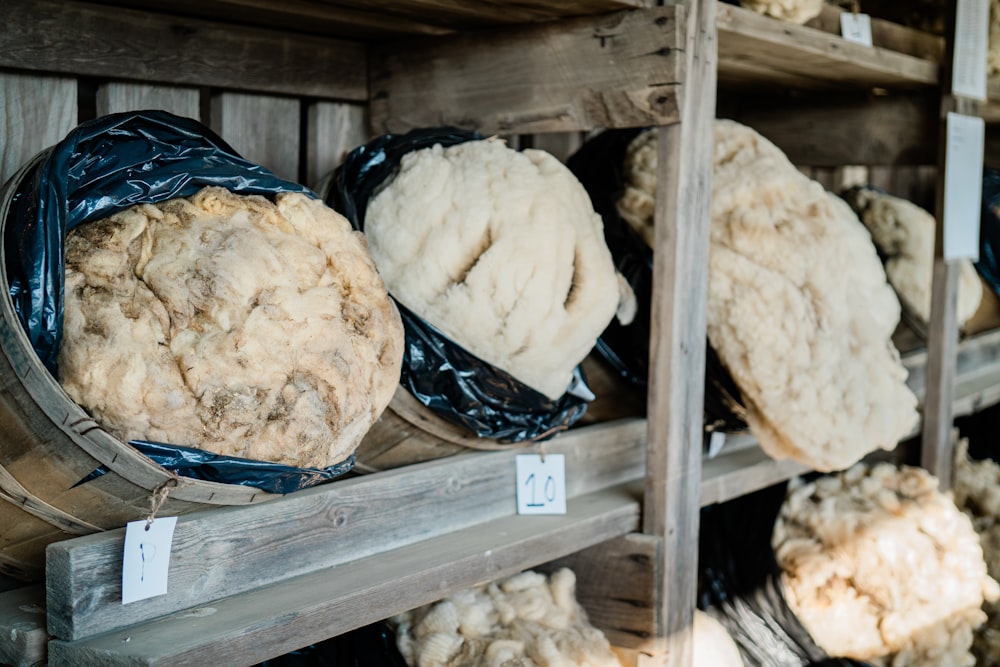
(255, 621, 408, 667)
(565, 128, 747, 432)
(977, 167, 1000, 296)
(4, 110, 352, 493)
(327, 127, 588, 442)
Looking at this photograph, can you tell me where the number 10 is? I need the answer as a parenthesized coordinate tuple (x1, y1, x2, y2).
(524, 472, 557, 507)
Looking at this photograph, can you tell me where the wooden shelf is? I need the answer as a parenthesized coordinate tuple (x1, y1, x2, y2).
(717, 3, 940, 91)
(47, 483, 642, 666)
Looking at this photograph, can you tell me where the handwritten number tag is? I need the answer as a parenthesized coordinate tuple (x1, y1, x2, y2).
(516, 454, 567, 515)
(122, 516, 177, 604)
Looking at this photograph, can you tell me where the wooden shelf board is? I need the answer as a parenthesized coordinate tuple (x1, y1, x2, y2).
(0, 584, 46, 667)
(47, 483, 641, 667)
(46, 419, 646, 641)
(87, 0, 650, 38)
(717, 2, 940, 91)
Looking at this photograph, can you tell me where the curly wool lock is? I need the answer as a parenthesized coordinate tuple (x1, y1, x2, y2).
(774, 463, 1000, 666)
(954, 441, 1000, 666)
(365, 138, 634, 401)
(58, 187, 404, 469)
(619, 122, 917, 471)
(392, 569, 621, 667)
(843, 186, 982, 329)
(737, 0, 824, 24)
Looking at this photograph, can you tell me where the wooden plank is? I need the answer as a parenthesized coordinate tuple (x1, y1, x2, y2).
(717, 1, 940, 91)
(525, 132, 586, 163)
(539, 533, 660, 651)
(700, 445, 809, 507)
(0, 72, 76, 187)
(1, 0, 366, 101)
(305, 102, 368, 191)
(47, 483, 641, 667)
(720, 92, 938, 166)
(0, 585, 47, 667)
(641, 2, 716, 666)
(90, 0, 452, 38)
(370, 7, 683, 135)
(210, 93, 301, 182)
(804, 4, 945, 61)
(922, 259, 961, 487)
(96, 83, 200, 121)
(46, 419, 645, 640)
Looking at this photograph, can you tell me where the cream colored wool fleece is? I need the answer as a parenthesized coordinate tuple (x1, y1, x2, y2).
(954, 441, 1000, 666)
(774, 463, 1000, 667)
(393, 568, 621, 667)
(59, 187, 404, 469)
(844, 187, 982, 329)
(365, 138, 632, 401)
(619, 122, 918, 472)
(738, 0, 823, 24)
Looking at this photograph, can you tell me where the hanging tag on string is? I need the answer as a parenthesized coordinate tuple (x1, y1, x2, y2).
(944, 112, 986, 261)
(953, 0, 989, 100)
(122, 476, 179, 604)
(122, 516, 178, 604)
(840, 12, 873, 46)
(516, 454, 567, 515)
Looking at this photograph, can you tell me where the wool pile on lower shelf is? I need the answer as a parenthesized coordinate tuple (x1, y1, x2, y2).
(392, 568, 621, 667)
(954, 440, 1000, 666)
(774, 463, 999, 666)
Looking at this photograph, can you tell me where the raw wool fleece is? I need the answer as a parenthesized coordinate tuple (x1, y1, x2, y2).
(59, 186, 404, 469)
(365, 138, 632, 401)
(618, 122, 918, 472)
(774, 463, 1000, 667)
(693, 610, 745, 667)
(954, 440, 1000, 666)
(738, 0, 824, 24)
(843, 187, 983, 329)
(392, 568, 621, 667)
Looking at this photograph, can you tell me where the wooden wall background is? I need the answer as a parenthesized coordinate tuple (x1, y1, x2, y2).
(1, 70, 369, 192)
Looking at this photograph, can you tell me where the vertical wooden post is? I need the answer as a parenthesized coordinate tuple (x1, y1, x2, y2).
(642, 1, 717, 665)
(922, 3, 984, 488)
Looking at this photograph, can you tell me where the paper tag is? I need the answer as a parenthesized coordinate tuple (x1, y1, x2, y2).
(516, 454, 567, 515)
(944, 112, 985, 261)
(707, 431, 727, 459)
(122, 516, 178, 604)
(953, 0, 990, 100)
(839, 13, 873, 47)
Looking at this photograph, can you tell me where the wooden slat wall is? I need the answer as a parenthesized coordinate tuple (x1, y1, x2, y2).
(210, 93, 302, 182)
(0, 72, 77, 187)
(95, 83, 201, 120)
(305, 101, 369, 190)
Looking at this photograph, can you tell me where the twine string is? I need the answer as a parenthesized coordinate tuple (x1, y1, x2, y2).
(145, 476, 179, 530)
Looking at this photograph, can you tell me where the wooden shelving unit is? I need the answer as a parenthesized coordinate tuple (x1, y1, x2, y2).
(0, 1, 993, 666)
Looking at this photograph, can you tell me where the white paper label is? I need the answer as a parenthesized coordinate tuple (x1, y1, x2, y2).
(516, 454, 567, 515)
(839, 13, 873, 47)
(953, 0, 990, 99)
(707, 431, 727, 459)
(944, 112, 985, 261)
(122, 516, 178, 604)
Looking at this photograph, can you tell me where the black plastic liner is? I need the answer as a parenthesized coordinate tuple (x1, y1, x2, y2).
(327, 127, 588, 442)
(699, 482, 874, 667)
(565, 128, 747, 432)
(254, 621, 408, 667)
(977, 167, 1000, 297)
(3, 110, 353, 493)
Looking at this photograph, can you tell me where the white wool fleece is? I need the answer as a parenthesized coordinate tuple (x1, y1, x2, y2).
(738, 0, 824, 24)
(954, 441, 1000, 666)
(844, 187, 982, 329)
(775, 463, 1000, 666)
(620, 122, 918, 472)
(365, 138, 631, 400)
(392, 568, 621, 667)
(59, 187, 404, 469)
